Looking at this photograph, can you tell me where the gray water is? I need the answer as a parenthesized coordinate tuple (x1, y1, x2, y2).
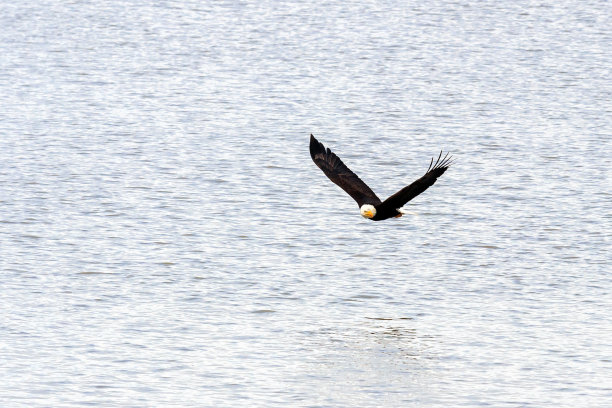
(1, 1, 610, 406)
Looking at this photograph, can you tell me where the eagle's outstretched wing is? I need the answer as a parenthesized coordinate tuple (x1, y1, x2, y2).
(377, 151, 453, 213)
(309, 134, 381, 207)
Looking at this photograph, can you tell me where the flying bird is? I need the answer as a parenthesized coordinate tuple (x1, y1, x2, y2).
(309, 134, 453, 221)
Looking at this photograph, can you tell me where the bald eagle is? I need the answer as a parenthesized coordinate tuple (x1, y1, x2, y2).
(309, 134, 453, 221)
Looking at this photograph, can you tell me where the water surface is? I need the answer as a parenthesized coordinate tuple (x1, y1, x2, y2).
(1, 1, 610, 406)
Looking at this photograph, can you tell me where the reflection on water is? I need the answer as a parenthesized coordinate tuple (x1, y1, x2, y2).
(1, 0, 611, 406)
(303, 317, 436, 407)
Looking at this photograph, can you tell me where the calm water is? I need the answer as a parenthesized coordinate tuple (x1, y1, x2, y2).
(1, 1, 610, 406)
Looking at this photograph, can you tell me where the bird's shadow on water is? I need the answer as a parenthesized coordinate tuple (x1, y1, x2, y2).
(298, 316, 440, 404)
(360, 316, 435, 361)
(312, 316, 437, 369)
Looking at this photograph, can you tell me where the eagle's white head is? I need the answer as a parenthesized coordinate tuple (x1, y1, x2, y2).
(360, 204, 376, 219)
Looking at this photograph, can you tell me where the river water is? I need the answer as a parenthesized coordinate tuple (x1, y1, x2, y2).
(1, 1, 610, 406)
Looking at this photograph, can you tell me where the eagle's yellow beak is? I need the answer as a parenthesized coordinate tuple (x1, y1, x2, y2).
(363, 210, 374, 218)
